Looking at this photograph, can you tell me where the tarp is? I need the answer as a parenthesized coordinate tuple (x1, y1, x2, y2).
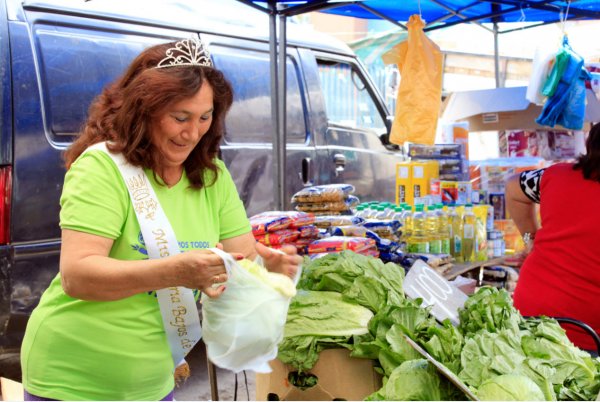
(241, 1, 600, 32)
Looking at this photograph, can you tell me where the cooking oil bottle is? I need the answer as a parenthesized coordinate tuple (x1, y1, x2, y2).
(408, 204, 428, 253)
(426, 205, 441, 254)
(401, 204, 413, 245)
(448, 203, 463, 262)
(436, 203, 450, 255)
(462, 203, 476, 262)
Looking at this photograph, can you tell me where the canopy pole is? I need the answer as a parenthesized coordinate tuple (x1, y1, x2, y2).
(277, 7, 287, 210)
(267, 0, 282, 210)
(493, 21, 500, 88)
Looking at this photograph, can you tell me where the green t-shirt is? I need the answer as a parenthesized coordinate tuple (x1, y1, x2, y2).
(21, 150, 251, 401)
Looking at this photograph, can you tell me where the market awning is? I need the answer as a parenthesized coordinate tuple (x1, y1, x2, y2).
(238, 1, 600, 32)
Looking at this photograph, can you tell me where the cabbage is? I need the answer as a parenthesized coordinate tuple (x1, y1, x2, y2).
(477, 374, 546, 401)
(238, 258, 296, 297)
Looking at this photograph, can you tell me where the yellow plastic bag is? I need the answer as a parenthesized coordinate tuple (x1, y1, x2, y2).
(382, 15, 443, 145)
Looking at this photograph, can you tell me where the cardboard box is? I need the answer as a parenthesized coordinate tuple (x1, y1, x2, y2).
(411, 160, 439, 201)
(396, 162, 412, 205)
(255, 348, 381, 401)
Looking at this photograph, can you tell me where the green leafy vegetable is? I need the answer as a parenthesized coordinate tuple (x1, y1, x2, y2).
(477, 374, 546, 401)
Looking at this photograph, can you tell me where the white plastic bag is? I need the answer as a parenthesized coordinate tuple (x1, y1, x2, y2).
(201, 248, 297, 373)
(526, 45, 557, 105)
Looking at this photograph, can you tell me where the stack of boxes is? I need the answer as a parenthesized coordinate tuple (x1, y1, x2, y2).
(395, 160, 439, 206)
(396, 144, 469, 207)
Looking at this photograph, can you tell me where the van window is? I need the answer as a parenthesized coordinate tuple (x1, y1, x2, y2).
(35, 27, 158, 139)
(212, 47, 307, 144)
(317, 60, 386, 132)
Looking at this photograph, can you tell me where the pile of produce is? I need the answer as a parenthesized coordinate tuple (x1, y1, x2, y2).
(278, 251, 600, 401)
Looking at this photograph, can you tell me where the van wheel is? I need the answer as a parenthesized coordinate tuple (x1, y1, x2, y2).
(0, 352, 22, 382)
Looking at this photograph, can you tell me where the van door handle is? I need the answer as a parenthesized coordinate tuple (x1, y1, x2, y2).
(301, 157, 313, 186)
(333, 153, 345, 176)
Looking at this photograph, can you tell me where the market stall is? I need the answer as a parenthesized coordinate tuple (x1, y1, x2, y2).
(213, 2, 600, 401)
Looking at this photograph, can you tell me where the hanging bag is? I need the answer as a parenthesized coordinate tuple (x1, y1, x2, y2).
(382, 14, 443, 145)
(201, 248, 299, 373)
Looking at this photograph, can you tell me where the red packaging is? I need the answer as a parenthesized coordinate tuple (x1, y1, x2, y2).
(250, 216, 291, 235)
(307, 236, 376, 255)
(254, 211, 316, 228)
(255, 229, 300, 246)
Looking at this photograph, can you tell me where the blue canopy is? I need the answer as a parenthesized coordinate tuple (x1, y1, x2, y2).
(238, 1, 600, 32)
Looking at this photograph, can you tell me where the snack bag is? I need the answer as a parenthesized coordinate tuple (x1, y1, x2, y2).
(250, 215, 291, 235)
(291, 184, 355, 203)
(254, 211, 315, 228)
(255, 229, 300, 246)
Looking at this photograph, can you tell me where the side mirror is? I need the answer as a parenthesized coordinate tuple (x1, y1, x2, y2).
(379, 133, 400, 151)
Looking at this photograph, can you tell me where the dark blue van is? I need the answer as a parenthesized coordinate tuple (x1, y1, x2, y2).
(0, 0, 403, 378)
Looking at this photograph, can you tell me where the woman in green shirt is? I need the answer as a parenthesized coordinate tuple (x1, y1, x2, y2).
(21, 38, 301, 401)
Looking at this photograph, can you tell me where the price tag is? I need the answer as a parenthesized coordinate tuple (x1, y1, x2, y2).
(403, 259, 467, 325)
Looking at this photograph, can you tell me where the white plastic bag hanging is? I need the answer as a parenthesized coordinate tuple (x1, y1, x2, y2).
(201, 248, 298, 373)
(526, 44, 558, 105)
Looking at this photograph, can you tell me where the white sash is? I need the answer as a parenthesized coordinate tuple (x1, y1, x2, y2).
(86, 142, 202, 368)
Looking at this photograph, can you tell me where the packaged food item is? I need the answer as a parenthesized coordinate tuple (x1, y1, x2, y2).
(250, 215, 291, 235)
(254, 211, 315, 228)
(255, 229, 300, 246)
(307, 236, 376, 254)
(291, 184, 355, 203)
(408, 143, 464, 159)
(363, 219, 401, 238)
(440, 181, 458, 205)
(330, 225, 368, 237)
(313, 215, 365, 228)
(489, 192, 506, 220)
(294, 195, 360, 213)
(297, 225, 320, 239)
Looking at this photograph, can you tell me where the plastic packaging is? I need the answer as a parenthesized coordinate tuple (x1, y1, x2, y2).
(201, 248, 297, 373)
(291, 184, 355, 203)
(313, 215, 365, 228)
(250, 215, 291, 236)
(255, 229, 300, 246)
(307, 236, 376, 254)
(253, 211, 315, 228)
(462, 203, 476, 262)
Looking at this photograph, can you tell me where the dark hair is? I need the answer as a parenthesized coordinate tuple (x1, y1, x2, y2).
(64, 40, 234, 189)
(573, 122, 600, 182)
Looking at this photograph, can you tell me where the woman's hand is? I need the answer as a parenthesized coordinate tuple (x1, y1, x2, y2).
(255, 242, 302, 280)
(174, 248, 242, 298)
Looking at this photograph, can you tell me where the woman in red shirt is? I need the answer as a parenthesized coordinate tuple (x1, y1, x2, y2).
(505, 123, 600, 355)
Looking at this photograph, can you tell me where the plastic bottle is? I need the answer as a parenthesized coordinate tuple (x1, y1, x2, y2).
(408, 204, 429, 253)
(462, 203, 476, 262)
(401, 205, 413, 245)
(436, 203, 451, 255)
(447, 203, 463, 262)
(375, 205, 388, 220)
(365, 203, 378, 219)
(355, 205, 367, 218)
(426, 205, 441, 254)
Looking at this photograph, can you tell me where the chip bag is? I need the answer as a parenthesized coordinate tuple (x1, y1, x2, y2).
(201, 248, 299, 373)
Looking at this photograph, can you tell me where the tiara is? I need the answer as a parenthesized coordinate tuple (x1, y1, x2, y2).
(155, 37, 213, 69)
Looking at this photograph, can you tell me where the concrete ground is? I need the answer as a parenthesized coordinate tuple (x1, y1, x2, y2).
(174, 342, 257, 401)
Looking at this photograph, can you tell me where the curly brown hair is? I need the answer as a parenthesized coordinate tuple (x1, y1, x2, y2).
(64, 40, 234, 189)
(574, 122, 600, 182)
